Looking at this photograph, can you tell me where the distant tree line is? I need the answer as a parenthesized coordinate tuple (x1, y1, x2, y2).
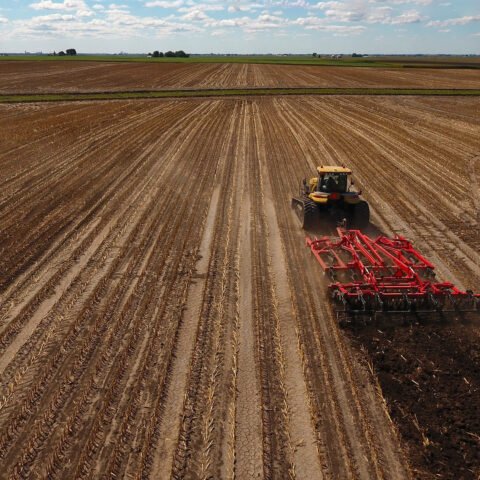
(312, 52, 364, 58)
(149, 50, 189, 58)
(52, 48, 77, 56)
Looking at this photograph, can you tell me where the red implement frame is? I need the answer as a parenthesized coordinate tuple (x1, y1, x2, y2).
(307, 228, 480, 316)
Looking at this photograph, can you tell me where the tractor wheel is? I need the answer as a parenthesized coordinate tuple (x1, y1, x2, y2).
(350, 201, 370, 229)
(302, 200, 318, 230)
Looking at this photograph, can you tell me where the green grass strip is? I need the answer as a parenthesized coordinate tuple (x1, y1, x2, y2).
(1, 87, 480, 103)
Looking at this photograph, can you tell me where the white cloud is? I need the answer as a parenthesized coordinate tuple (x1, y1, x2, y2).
(176, 10, 287, 33)
(29, 0, 95, 18)
(268, 0, 308, 7)
(369, 0, 431, 4)
(145, 0, 184, 7)
(387, 9, 423, 24)
(309, 2, 424, 24)
(178, 4, 224, 12)
(227, 3, 262, 13)
(30, 0, 87, 10)
(427, 15, 480, 27)
(181, 9, 210, 21)
(77, 9, 94, 16)
(210, 28, 227, 35)
(310, 2, 344, 11)
(10, 6, 204, 39)
(3, 0, 472, 50)
(257, 13, 284, 23)
(177, 3, 225, 23)
(293, 16, 365, 33)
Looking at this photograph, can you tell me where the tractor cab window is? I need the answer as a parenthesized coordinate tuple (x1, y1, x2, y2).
(318, 173, 347, 193)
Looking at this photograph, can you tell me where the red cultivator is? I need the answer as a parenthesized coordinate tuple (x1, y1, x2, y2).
(307, 228, 480, 323)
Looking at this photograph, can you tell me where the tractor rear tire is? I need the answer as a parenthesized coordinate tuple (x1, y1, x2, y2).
(350, 201, 370, 229)
(302, 200, 318, 230)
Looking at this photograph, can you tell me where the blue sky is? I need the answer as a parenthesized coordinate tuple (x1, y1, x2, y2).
(0, 0, 479, 53)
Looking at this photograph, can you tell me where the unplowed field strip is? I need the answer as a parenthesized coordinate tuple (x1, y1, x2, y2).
(1, 61, 479, 94)
(0, 95, 478, 479)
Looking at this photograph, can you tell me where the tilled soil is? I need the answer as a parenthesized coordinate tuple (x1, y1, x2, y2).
(0, 96, 478, 479)
(0, 61, 480, 93)
(348, 323, 480, 480)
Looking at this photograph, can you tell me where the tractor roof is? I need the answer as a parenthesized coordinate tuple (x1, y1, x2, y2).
(317, 165, 352, 174)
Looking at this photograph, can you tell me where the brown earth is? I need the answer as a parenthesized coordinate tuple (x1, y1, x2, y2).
(348, 322, 480, 480)
(0, 96, 478, 479)
(0, 61, 479, 94)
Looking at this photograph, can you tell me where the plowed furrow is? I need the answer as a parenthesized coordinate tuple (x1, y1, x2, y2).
(248, 106, 296, 480)
(102, 104, 237, 480)
(0, 142, 184, 472)
(170, 103, 242, 480)
(0, 102, 209, 336)
(0, 100, 224, 476)
(234, 103, 264, 480)
(0, 102, 206, 354)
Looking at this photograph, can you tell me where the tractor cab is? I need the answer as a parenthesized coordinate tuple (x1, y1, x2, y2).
(306, 166, 353, 196)
(316, 166, 352, 194)
(318, 172, 348, 193)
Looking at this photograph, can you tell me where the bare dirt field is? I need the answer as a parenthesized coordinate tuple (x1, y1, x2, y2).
(0, 61, 479, 93)
(0, 96, 479, 479)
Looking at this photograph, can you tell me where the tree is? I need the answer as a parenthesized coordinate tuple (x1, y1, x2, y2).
(153, 50, 160, 57)
(313, 52, 317, 57)
(58, 51, 65, 56)
(164, 51, 175, 57)
(66, 48, 77, 55)
(174, 50, 189, 58)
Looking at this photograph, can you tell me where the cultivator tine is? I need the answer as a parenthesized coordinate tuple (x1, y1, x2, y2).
(447, 292, 459, 312)
(375, 293, 384, 312)
(306, 229, 480, 325)
(402, 294, 412, 312)
(428, 293, 440, 312)
(467, 290, 480, 312)
(358, 292, 367, 312)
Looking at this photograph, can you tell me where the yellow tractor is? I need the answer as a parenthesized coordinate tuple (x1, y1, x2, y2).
(291, 165, 370, 230)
